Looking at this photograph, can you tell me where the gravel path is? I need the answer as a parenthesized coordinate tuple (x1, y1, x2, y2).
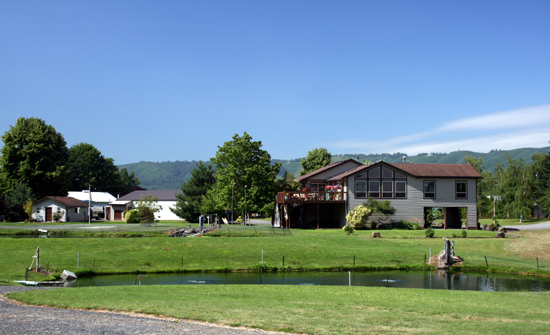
(504, 221, 550, 231)
(0, 286, 290, 335)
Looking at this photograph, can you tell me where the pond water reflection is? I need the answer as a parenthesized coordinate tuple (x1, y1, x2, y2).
(69, 271, 550, 292)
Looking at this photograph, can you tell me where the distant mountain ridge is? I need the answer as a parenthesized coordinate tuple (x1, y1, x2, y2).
(119, 147, 550, 190)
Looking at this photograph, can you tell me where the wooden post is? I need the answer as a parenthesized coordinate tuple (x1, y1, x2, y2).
(288, 205, 291, 229)
(33, 247, 40, 271)
(317, 204, 320, 230)
(443, 208, 448, 230)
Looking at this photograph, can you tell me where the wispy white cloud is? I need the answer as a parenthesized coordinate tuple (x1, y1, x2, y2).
(437, 105, 550, 132)
(325, 104, 550, 155)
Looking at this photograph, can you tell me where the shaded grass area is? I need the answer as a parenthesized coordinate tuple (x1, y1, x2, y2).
(8, 285, 550, 335)
(0, 221, 194, 236)
(1, 228, 549, 283)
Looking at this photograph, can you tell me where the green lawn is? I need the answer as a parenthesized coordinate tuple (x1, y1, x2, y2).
(8, 285, 550, 334)
(1, 228, 549, 283)
(4, 227, 550, 334)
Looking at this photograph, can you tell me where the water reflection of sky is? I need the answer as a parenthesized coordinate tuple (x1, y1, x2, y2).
(69, 271, 550, 292)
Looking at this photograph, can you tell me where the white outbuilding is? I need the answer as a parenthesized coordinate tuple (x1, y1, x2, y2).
(68, 190, 116, 220)
(109, 190, 183, 221)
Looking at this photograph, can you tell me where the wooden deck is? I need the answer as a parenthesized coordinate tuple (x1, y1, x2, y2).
(276, 191, 346, 204)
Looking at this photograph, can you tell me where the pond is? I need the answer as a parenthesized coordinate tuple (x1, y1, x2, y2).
(68, 271, 550, 292)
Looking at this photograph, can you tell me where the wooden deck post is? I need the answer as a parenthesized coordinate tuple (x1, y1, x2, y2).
(317, 204, 320, 229)
(443, 207, 447, 230)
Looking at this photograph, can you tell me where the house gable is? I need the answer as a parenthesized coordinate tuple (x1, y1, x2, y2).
(297, 159, 363, 185)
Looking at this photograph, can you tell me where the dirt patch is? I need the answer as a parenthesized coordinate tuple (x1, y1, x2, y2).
(505, 230, 550, 259)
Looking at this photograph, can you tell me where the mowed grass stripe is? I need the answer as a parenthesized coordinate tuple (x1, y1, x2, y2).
(8, 285, 550, 335)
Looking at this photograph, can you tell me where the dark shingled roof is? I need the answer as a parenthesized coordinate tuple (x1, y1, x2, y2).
(296, 159, 363, 182)
(33, 196, 89, 207)
(118, 190, 182, 201)
(390, 163, 482, 178)
(329, 161, 482, 180)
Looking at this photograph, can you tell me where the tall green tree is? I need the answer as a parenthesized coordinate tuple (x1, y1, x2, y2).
(211, 132, 281, 217)
(67, 143, 120, 194)
(531, 152, 550, 214)
(502, 154, 535, 220)
(300, 148, 332, 176)
(0, 117, 69, 199)
(171, 162, 216, 222)
(488, 162, 506, 218)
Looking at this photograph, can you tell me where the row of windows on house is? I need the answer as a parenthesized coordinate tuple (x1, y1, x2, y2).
(309, 166, 469, 200)
(355, 179, 468, 199)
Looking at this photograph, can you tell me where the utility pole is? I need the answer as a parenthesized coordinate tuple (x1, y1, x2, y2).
(232, 182, 235, 224)
(88, 185, 91, 224)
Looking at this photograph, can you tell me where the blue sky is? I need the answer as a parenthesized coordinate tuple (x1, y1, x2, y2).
(1, 1, 549, 165)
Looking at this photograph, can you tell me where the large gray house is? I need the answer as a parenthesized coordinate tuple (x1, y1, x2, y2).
(275, 159, 482, 229)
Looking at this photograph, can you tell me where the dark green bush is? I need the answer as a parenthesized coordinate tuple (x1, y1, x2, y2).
(377, 220, 420, 230)
(125, 209, 140, 223)
(425, 228, 435, 238)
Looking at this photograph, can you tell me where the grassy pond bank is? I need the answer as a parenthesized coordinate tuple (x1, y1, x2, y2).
(3, 223, 550, 334)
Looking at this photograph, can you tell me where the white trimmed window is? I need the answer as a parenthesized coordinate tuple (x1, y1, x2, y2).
(382, 181, 393, 198)
(395, 181, 407, 198)
(369, 181, 380, 198)
(355, 181, 367, 198)
(424, 181, 436, 199)
(456, 181, 467, 199)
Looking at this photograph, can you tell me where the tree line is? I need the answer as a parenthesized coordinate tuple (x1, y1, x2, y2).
(466, 151, 550, 220)
(0, 117, 140, 221)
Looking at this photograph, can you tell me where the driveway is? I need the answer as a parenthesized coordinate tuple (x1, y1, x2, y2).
(504, 221, 550, 231)
(0, 286, 290, 335)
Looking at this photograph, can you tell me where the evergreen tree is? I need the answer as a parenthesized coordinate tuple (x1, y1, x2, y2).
(171, 162, 216, 222)
(531, 152, 550, 213)
(3, 182, 34, 222)
(0, 117, 69, 199)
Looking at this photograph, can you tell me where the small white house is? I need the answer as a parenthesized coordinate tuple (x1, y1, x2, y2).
(109, 190, 183, 221)
(33, 196, 89, 222)
(68, 191, 116, 220)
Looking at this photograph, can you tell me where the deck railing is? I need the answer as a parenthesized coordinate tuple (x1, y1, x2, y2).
(277, 191, 346, 204)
